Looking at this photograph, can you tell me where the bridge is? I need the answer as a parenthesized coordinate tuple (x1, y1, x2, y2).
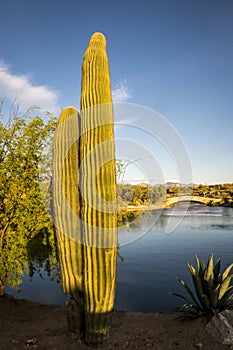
(165, 195, 222, 207)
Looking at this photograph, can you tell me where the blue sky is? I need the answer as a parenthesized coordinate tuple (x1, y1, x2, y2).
(0, 0, 232, 184)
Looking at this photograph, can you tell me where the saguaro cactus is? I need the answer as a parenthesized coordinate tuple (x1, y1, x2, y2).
(80, 32, 117, 344)
(53, 33, 117, 346)
(53, 107, 84, 335)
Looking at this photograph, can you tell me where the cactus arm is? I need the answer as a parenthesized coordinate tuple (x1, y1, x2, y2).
(52, 107, 84, 334)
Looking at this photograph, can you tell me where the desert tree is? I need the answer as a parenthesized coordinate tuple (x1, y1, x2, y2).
(0, 101, 57, 296)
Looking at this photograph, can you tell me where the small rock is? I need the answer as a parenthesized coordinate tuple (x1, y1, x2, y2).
(221, 309, 233, 326)
(206, 310, 233, 345)
(195, 343, 203, 350)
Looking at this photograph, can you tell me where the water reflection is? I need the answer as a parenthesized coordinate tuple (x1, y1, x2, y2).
(7, 206, 233, 313)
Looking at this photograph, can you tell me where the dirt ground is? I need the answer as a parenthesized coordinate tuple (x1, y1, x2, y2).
(0, 295, 232, 350)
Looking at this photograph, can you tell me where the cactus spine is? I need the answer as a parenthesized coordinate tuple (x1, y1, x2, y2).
(80, 32, 117, 344)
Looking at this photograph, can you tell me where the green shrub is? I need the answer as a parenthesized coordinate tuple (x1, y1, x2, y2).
(172, 254, 233, 317)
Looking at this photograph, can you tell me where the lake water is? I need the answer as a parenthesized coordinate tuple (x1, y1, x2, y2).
(6, 205, 233, 313)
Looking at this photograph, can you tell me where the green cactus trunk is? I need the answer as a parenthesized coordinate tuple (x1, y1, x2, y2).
(53, 33, 117, 346)
(53, 107, 84, 337)
(80, 32, 117, 344)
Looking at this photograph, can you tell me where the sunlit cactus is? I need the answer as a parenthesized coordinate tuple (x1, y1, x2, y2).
(52, 106, 84, 335)
(53, 33, 117, 345)
(80, 32, 117, 344)
(81, 32, 112, 107)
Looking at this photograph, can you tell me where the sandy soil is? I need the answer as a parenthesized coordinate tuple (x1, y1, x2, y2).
(0, 295, 231, 350)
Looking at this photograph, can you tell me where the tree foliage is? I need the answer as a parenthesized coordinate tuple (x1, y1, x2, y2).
(117, 183, 166, 207)
(0, 103, 57, 295)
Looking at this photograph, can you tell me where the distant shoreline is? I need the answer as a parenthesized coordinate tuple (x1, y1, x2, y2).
(123, 204, 163, 212)
(118, 202, 233, 213)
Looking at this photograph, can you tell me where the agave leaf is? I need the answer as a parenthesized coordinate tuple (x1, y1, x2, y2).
(187, 263, 204, 292)
(174, 299, 203, 317)
(210, 307, 218, 316)
(171, 292, 193, 305)
(213, 257, 221, 283)
(209, 284, 220, 309)
(176, 277, 201, 308)
(201, 260, 206, 271)
(172, 293, 203, 313)
(187, 263, 202, 293)
(188, 268, 205, 305)
(204, 254, 214, 283)
(195, 255, 201, 272)
(195, 256, 205, 282)
(200, 293, 210, 310)
(218, 301, 233, 312)
(187, 263, 196, 276)
(218, 300, 233, 312)
(191, 276, 211, 311)
(203, 278, 215, 296)
(218, 286, 233, 305)
(181, 304, 202, 313)
(181, 303, 193, 311)
(219, 274, 233, 300)
(222, 263, 233, 281)
(222, 285, 233, 297)
(226, 293, 233, 302)
(178, 309, 203, 319)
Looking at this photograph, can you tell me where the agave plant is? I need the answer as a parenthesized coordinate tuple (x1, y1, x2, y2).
(172, 254, 233, 317)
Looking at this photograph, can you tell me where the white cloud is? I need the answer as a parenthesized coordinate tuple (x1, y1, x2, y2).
(0, 61, 60, 114)
(112, 81, 131, 103)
